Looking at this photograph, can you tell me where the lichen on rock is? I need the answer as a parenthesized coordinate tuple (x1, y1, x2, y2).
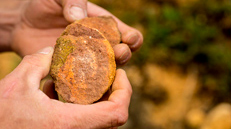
(50, 16, 120, 104)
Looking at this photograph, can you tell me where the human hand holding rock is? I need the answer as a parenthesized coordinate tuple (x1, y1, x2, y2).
(10, 0, 143, 65)
(0, 47, 132, 129)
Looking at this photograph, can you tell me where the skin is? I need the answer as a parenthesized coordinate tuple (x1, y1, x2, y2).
(0, 47, 132, 129)
(10, 0, 143, 65)
(0, 0, 143, 128)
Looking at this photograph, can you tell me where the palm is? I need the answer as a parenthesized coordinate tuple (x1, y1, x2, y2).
(11, 0, 69, 56)
(12, 25, 65, 56)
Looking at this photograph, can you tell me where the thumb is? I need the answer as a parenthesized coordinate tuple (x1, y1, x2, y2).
(57, 0, 87, 22)
(14, 47, 54, 89)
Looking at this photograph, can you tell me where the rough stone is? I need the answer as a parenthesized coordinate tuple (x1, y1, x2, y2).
(63, 16, 121, 47)
(50, 16, 119, 104)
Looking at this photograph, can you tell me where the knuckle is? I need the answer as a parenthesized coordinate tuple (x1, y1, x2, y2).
(126, 84, 133, 96)
(127, 87, 133, 96)
(111, 104, 129, 126)
(114, 110, 128, 126)
(23, 54, 42, 68)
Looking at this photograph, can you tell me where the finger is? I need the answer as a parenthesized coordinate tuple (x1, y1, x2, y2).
(108, 69, 132, 107)
(13, 47, 54, 90)
(43, 80, 58, 99)
(55, 0, 87, 22)
(87, 2, 143, 51)
(92, 69, 132, 127)
(66, 69, 132, 128)
(113, 44, 132, 65)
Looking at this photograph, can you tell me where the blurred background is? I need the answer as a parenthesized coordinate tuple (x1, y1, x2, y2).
(0, 0, 231, 129)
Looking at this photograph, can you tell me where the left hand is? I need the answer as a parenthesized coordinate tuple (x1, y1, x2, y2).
(11, 0, 143, 65)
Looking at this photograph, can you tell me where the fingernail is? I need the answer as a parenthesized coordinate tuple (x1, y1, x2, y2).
(38, 47, 53, 54)
(69, 6, 86, 20)
(127, 33, 139, 48)
(119, 49, 130, 64)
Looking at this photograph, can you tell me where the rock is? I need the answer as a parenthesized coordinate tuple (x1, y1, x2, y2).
(63, 16, 121, 47)
(201, 103, 231, 129)
(50, 16, 119, 104)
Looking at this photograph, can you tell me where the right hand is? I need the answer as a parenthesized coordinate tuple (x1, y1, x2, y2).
(0, 46, 132, 129)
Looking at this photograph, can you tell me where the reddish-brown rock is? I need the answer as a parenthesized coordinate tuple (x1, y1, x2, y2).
(63, 16, 121, 47)
(50, 16, 119, 104)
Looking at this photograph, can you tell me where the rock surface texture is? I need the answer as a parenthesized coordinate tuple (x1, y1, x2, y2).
(50, 16, 120, 104)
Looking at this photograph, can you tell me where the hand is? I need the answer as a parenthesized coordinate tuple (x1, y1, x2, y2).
(0, 47, 132, 129)
(11, 0, 143, 65)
